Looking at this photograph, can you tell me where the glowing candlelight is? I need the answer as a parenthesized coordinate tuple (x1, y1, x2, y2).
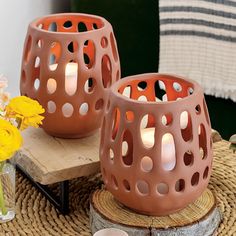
(49, 62, 78, 96)
(140, 128, 178, 193)
(141, 128, 176, 171)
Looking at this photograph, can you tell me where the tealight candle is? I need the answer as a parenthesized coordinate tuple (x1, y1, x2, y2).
(93, 228, 128, 236)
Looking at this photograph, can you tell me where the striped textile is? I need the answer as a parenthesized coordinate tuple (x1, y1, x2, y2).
(159, 0, 236, 102)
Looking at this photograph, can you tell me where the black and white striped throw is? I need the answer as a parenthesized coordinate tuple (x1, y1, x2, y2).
(159, 0, 236, 101)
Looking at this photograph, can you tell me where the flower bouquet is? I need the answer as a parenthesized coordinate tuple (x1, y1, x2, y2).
(0, 75, 44, 222)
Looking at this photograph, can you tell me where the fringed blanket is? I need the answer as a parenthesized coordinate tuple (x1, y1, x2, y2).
(159, 0, 236, 102)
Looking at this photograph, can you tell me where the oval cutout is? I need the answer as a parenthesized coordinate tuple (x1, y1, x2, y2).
(49, 42, 61, 70)
(109, 148, 114, 162)
(84, 77, 96, 93)
(180, 111, 193, 142)
(101, 37, 108, 48)
(68, 41, 78, 53)
(63, 20, 72, 28)
(78, 22, 87, 32)
(65, 62, 78, 96)
(122, 141, 128, 156)
(95, 99, 104, 110)
(34, 57, 40, 68)
(162, 113, 172, 126)
(137, 180, 149, 195)
(157, 183, 169, 195)
(191, 172, 200, 186)
(126, 111, 134, 122)
(122, 85, 131, 98)
(47, 78, 57, 94)
(141, 156, 153, 172)
(140, 114, 148, 129)
(140, 127, 155, 148)
(79, 103, 89, 115)
(180, 111, 188, 129)
(199, 124, 207, 159)
(159, 80, 166, 90)
(138, 95, 147, 102)
(122, 130, 133, 166)
(137, 81, 147, 91)
(102, 55, 112, 88)
(161, 133, 176, 171)
(173, 82, 182, 92)
(203, 166, 209, 179)
(34, 79, 40, 90)
(188, 87, 194, 95)
(175, 179, 185, 192)
(47, 101, 56, 113)
(62, 103, 74, 117)
(123, 179, 131, 191)
(48, 22, 57, 32)
(83, 40, 95, 69)
(111, 108, 120, 140)
(184, 150, 194, 166)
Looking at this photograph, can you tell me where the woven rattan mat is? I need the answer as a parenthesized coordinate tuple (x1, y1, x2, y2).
(0, 140, 235, 236)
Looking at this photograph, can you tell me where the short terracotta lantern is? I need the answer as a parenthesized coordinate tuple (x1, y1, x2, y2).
(20, 13, 120, 138)
(100, 73, 213, 216)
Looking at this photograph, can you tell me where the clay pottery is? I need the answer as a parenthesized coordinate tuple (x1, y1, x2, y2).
(20, 13, 120, 138)
(100, 73, 213, 216)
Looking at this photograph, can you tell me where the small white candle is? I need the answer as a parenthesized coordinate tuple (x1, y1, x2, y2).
(93, 228, 128, 236)
(49, 62, 78, 96)
(141, 128, 176, 171)
(140, 128, 178, 193)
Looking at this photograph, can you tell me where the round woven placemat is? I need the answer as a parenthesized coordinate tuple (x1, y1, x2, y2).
(0, 140, 235, 236)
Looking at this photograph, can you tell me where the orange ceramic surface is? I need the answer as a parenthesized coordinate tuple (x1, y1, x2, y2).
(100, 73, 213, 216)
(20, 13, 120, 138)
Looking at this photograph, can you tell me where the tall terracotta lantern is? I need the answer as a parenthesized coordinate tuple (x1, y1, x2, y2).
(100, 73, 213, 216)
(20, 13, 120, 138)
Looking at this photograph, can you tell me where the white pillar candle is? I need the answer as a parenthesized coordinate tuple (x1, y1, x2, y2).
(141, 128, 176, 171)
(140, 128, 179, 193)
(93, 228, 128, 236)
(49, 62, 79, 96)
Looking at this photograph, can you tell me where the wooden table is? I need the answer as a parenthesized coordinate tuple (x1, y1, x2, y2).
(13, 127, 100, 214)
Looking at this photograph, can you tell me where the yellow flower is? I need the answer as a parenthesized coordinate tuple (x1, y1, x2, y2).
(5, 96, 45, 130)
(0, 119, 22, 161)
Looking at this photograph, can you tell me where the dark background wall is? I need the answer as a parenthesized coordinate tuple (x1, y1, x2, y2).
(71, 0, 236, 140)
(71, 0, 159, 77)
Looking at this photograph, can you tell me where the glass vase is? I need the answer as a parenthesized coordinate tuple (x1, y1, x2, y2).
(0, 161, 15, 222)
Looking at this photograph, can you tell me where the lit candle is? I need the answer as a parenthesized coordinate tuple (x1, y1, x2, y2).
(140, 128, 178, 193)
(141, 128, 176, 171)
(93, 228, 128, 236)
(48, 63, 89, 116)
(49, 62, 78, 96)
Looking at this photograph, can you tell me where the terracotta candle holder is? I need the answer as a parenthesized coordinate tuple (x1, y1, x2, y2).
(100, 73, 213, 216)
(20, 13, 120, 138)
